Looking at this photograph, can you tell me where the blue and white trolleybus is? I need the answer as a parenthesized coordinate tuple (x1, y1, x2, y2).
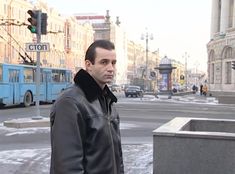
(0, 63, 72, 107)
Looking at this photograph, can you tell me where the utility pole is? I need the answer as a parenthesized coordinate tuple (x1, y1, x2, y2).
(27, 9, 48, 119)
(184, 52, 189, 91)
(141, 28, 153, 91)
(35, 11, 42, 119)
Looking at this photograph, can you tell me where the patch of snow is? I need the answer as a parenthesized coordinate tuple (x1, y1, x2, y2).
(0, 145, 152, 174)
(0, 122, 137, 136)
(0, 123, 49, 136)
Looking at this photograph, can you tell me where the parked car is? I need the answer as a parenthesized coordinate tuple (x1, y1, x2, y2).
(110, 84, 122, 92)
(125, 86, 143, 97)
(121, 84, 130, 91)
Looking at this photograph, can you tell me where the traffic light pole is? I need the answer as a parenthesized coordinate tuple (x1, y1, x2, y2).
(33, 10, 42, 119)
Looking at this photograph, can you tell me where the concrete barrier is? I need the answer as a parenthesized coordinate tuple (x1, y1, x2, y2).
(153, 117, 235, 174)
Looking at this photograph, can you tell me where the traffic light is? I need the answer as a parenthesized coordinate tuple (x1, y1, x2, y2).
(232, 61, 235, 70)
(27, 10, 38, 33)
(41, 13, 47, 35)
(27, 10, 47, 35)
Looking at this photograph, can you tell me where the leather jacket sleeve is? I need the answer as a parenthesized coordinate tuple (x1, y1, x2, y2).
(119, 130, 125, 174)
(117, 114, 125, 174)
(50, 97, 86, 174)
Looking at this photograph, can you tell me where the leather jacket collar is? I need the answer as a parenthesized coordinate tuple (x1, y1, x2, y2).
(74, 69, 117, 103)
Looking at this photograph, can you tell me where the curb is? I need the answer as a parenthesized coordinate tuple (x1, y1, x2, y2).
(3, 117, 49, 128)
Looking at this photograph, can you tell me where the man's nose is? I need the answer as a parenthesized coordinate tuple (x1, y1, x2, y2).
(107, 63, 115, 71)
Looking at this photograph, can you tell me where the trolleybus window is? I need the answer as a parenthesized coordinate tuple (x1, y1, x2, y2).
(52, 70, 66, 82)
(0, 65, 2, 82)
(9, 69, 19, 82)
(24, 68, 34, 83)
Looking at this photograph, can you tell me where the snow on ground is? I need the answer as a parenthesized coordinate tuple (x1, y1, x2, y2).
(0, 123, 50, 136)
(0, 145, 152, 174)
(117, 94, 219, 105)
(0, 95, 216, 173)
(0, 120, 151, 174)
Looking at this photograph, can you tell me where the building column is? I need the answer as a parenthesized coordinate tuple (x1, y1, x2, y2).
(211, 0, 220, 38)
(220, 0, 230, 34)
(233, 0, 235, 28)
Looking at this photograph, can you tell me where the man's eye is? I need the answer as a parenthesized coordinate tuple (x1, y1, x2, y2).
(101, 60, 108, 64)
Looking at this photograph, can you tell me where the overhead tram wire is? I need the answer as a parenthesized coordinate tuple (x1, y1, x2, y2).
(0, 21, 35, 64)
(0, 34, 31, 64)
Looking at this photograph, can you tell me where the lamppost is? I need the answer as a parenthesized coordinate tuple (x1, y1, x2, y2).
(141, 28, 153, 91)
(183, 52, 189, 91)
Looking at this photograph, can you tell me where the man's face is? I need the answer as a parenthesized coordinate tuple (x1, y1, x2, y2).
(86, 47, 116, 88)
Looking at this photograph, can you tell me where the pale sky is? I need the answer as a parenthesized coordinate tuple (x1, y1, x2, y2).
(46, 0, 212, 72)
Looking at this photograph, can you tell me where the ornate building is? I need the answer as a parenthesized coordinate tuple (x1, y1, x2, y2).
(207, 0, 235, 97)
(75, 10, 128, 84)
(0, 0, 94, 74)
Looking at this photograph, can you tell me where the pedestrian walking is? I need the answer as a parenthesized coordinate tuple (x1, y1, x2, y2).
(192, 84, 197, 94)
(202, 84, 208, 96)
(50, 40, 124, 174)
(200, 84, 203, 96)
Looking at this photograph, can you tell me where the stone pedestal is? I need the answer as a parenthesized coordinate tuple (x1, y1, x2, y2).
(153, 117, 235, 174)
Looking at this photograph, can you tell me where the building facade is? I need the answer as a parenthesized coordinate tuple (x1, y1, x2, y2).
(0, 0, 94, 75)
(75, 10, 129, 84)
(1, 0, 159, 86)
(207, 0, 235, 96)
(127, 40, 160, 91)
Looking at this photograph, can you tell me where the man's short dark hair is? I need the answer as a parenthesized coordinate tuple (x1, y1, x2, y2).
(85, 40, 115, 64)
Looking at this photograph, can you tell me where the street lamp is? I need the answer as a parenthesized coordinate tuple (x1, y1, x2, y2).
(141, 28, 153, 91)
(183, 52, 189, 91)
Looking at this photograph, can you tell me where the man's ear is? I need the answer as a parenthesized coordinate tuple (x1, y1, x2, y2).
(85, 60, 92, 72)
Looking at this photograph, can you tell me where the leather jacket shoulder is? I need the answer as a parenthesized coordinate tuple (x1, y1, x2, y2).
(50, 69, 124, 174)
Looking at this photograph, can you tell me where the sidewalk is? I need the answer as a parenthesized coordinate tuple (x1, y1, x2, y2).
(0, 144, 152, 174)
(124, 93, 219, 104)
(171, 93, 219, 104)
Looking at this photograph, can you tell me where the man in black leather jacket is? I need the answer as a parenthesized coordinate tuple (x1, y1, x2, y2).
(50, 40, 124, 174)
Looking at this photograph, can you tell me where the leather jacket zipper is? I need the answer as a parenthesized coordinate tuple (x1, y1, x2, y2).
(104, 96, 117, 174)
(108, 117, 117, 174)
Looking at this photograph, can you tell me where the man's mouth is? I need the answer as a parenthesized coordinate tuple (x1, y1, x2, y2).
(105, 75, 113, 78)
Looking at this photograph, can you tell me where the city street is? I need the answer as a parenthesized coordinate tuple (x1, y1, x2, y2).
(0, 94, 235, 173)
(1, 0, 234, 173)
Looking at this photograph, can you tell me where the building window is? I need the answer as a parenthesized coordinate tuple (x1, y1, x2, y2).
(229, 0, 234, 27)
(226, 62, 232, 84)
(217, 0, 221, 32)
(211, 63, 214, 84)
(224, 47, 232, 59)
(209, 50, 215, 62)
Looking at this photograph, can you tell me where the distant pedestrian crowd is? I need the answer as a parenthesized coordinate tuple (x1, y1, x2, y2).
(192, 84, 208, 96)
(200, 84, 208, 96)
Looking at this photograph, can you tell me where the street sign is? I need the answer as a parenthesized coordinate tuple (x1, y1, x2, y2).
(25, 42, 50, 52)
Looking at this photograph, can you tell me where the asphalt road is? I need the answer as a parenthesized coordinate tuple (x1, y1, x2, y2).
(1, 97, 235, 150)
(0, 96, 235, 174)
